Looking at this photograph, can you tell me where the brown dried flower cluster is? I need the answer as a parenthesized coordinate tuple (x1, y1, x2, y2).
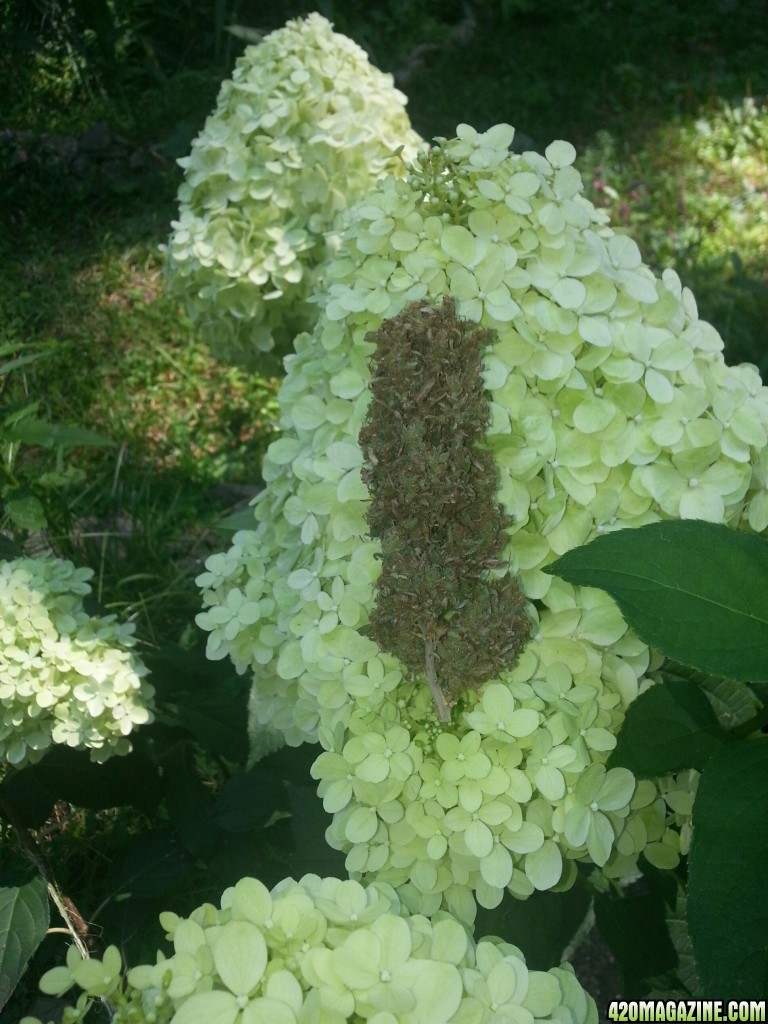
(359, 297, 532, 721)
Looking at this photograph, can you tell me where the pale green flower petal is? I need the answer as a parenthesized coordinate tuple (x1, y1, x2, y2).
(480, 841, 515, 888)
(213, 920, 268, 996)
(679, 486, 725, 521)
(441, 225, 477, 265)
(545, 140, 577, 168)
(525, 839, 563, 891)
(172, 991, 240, 1024)
(551, 278, 586, 310)
(564, 805, 591, 848)
(597, 767, 635, 809)
(230, 877, 273, 926)
(331, 929, 382, 990)
(465, 819, 494, 858)
(587, 810, 615, 866)
(38, 965, 76, 997)
(241, 997, 297, 1024)
(398, 959, 464, 1022)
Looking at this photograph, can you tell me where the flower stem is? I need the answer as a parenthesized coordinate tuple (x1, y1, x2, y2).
(424, 639, 451, 722)
(0, 788, 91, 960)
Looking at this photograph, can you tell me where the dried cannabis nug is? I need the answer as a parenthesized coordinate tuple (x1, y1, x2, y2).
(359, 297, 532, 721)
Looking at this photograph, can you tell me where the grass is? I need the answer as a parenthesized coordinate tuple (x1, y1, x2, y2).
(1, 153, 280, 643)
(577, 96, 768, 374)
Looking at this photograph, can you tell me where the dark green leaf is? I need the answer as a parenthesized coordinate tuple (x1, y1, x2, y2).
(698, 678, 761, 730)
(0, 537, 24, 561)
(664, 664, 762, 730)
(143, 642, 221, 698)
(749, 681, 768, 708)
(0, 747, 161, 828)
(215, 507, 257, 532)
(646, 976, 692, 1002)
(0, 876, 50, 1011)
(5, 419, 114, 448)
(207, 765, 287, 834)
(688, 741, 768, 998)
(175, 688, 249, 763)
(161, 741, 214, 857)
(546, 520, 768, 681)
(474, 882, 591, 970)
(608, 679, 728, 776)
(0, 340, 53, 360)
(3, 402, 41, 429)
(0, 770, 53, 831)
(0, 350, 53, 375)
(595, 888, 678, 997)
(258, 743, 323, 784)
(208, 745, 320, 834)
(107, 830, 193, 900)
(5, 494, 46, 531)
(666, 888, 703, 998)
(145, 644, 249, 763)
(285, 782, 347, 879)
(209, 826, 292, 892)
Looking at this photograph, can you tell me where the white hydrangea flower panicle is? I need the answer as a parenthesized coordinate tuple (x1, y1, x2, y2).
(0, 556, 154, 767)
(164, 13, 423, 365)
(196, 122, 768, 917)
(28, 874, 598, 1024)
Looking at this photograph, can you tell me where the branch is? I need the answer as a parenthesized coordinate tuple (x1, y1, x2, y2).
(0, 789, 90, 960)
(424, 639, 451, 722)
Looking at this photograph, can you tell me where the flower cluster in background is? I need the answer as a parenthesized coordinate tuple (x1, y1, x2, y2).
(0, 556, 154, 766)
(25, 873, 597, 1024)
(164, 13, 423, 366)
(195, 121, 768, 918)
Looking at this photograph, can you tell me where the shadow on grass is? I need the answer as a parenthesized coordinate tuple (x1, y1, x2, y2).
(40, 455, 261, 646)
(325, 0, 768, 147)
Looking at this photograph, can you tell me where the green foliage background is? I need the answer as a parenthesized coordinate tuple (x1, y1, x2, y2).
(1, 1, 767, 1019)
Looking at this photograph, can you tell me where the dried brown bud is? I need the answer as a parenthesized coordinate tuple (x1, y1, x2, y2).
(359, 297, 532, 721)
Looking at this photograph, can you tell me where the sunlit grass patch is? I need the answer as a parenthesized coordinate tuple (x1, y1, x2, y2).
(2, 227, 279, 645)
(579, 96, 768, 371)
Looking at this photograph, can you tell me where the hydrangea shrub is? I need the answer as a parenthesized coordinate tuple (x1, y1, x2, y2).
(0, 556, 154, 766)
(24, 873, 597, 1024)
(164, 13, 423, 365)
(195, 122, 768, 917)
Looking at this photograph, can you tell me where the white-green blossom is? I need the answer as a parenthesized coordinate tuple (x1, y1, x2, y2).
(0, 556, 154, 766)
(196, 122, 768, 917)
(25, 874, 597, 1024)
(164, 13, 422, 365)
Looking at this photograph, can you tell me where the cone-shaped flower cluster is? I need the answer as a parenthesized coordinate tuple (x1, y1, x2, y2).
(360, 297, 533, 721)
(0, 556, 154, 766)
(164, 13, 422, 365)
(26, 874, 597, 1024)
(196, 122, 768, 917)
